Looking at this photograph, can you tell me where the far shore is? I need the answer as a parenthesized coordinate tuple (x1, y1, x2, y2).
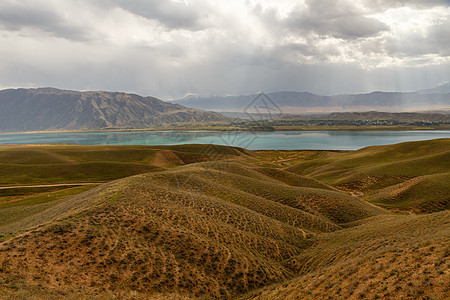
(1, 124, 450, 135)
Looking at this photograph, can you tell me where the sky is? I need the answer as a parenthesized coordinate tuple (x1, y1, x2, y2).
(0, 0, 449, 100)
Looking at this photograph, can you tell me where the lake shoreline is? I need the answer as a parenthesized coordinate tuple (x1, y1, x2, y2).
(1, 124, 450, 135)
(1, 130, 449, 151)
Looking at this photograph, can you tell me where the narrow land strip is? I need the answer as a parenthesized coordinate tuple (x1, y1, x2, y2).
(0, 183, 102, 190)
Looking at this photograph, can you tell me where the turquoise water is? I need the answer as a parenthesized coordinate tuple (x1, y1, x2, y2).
(0, 130, 449, 150)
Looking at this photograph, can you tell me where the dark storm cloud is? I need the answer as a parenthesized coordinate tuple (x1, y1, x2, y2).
(285, 0, 389, 40)
(110, 0, 205, 30)
(0, 1, 93, 41)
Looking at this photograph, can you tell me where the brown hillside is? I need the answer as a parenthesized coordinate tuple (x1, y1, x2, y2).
(248, 211, 450, 300)
(367, 172, 450, 213)
(151, 150, 187, 167)
(253, 167, 336, 190)
(0, 140, 448, 299)
(0, 172, 310, 299)
(286, 139, 450, 213)
(0, 154, 387, 298)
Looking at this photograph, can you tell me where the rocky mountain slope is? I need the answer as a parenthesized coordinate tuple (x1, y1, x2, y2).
(0, 88, 226, 132)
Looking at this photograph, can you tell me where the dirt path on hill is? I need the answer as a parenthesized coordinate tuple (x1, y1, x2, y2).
(0, 183, 102, 190)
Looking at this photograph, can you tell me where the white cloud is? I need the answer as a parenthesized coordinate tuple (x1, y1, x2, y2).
(0, 0, 449, 98)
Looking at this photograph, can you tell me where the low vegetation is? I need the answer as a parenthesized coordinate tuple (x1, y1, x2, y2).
(0, 139, 448, 299)
(247, 211, 450, 300)
(286, 139, 450, 212)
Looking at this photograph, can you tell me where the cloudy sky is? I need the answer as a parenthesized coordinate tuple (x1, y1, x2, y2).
(0, 0, 449, 99)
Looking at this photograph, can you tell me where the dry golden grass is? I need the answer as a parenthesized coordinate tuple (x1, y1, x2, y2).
(367, 172, 450, 213)
(0, 177, 307, 298)
(151, 150, 187, 167)
(0, 144, 250, 186)
(286, 138, 450, 213)
(0, 148, 387, 298)
(286, 139, 450, 187)
(246, 211, 450, 300)
(0, 139, 448, 299)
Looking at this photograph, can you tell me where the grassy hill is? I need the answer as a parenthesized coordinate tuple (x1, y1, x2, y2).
(365, 172, 449, 213)
(286, 139, 450, 213)
(0, 161, 386, 298)
(0, 144, 251, 239)
(0, 139, 449, 299)
(247, 211, 450, 299)
(0, 144, 250, 186)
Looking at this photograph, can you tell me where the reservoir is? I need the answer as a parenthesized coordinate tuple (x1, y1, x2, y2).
(0, 130, 449, 150)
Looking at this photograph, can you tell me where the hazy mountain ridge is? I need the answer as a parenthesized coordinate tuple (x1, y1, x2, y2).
(0, 88, 226, 132)
(173, 90, 450, 113)
(418, 82, 450, 94)
(281, 111, 450, 122)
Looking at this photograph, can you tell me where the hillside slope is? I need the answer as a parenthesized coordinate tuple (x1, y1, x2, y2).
(0, 144, 249, 186)
(0, 144, 251, 238)
(0, 88, 226, 132)
(248, 211, 450, 300)
(286, 139, 450, 212)
(366, 172, 450, 213)
(0, 140, 448, 299)
(0, 156, 386, 298)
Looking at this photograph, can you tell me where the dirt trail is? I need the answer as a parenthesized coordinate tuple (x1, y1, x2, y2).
(0, 183, 102, 190)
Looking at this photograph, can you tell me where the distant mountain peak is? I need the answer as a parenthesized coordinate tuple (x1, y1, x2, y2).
(418, 81, 450, 94)
(33, 87, 74, 93)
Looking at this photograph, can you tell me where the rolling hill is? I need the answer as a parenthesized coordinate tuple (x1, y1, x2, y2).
(0, 88, 226, 132)
(0, 153, 387, 298)
(0, 139, 449, 299)
(247, 210, 450, 299)
(286, 139, 450, 213)
(366, 173, 450, 213)
(0, 144, 243, 186)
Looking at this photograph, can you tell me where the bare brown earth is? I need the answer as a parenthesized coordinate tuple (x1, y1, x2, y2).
(0, 139, 449, 299)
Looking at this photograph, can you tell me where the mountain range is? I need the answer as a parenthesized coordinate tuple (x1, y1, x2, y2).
(0, 88, 226, 132)
(173, 88, 450, 114)
(418, 81, 450, 94)
(1, 86, 449, 132)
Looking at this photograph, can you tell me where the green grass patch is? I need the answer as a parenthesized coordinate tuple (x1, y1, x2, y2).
(0, 185, 97, 233)
(0, 186, 74, 197)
